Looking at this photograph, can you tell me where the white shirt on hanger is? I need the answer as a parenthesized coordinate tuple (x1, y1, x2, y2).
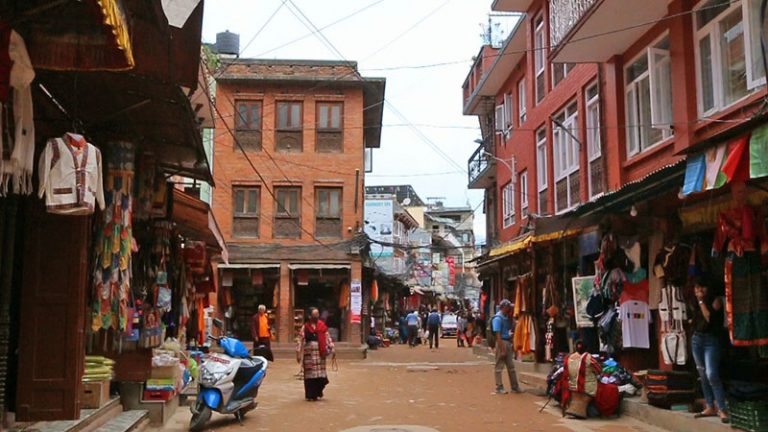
(620, 300, 652, 349)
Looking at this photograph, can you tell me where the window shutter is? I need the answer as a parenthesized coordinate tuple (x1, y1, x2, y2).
(504, 94, 513, 130)
(648, 47, 673, 129)
(495, 105, 504, 133)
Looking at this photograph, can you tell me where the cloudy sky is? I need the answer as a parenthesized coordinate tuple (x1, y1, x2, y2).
(203, 0, 495, 241)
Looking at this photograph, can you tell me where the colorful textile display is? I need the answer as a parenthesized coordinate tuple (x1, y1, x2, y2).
(750, 124, 768, 179)
(83, 356, 115, 382)
(38, 134, 105, 215)
(566, 352, 602, 397)
(92, 141, 134, 332)
(713, 184, 768, 346)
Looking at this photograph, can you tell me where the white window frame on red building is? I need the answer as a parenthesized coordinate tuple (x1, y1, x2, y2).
(553, 101, 580, 213)
(534, 13, 546, 104)
(518, 78, 527, 125)
(536, 127, 548, 215)
(694, 0, 766, 116)
(502, 181, 515, 228)
(519, 170, 529, 218)
(585, 82, 603, 199)
(625, 34, 673, 158)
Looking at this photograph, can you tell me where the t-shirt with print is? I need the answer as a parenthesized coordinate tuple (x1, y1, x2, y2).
(620, 300, 651, 349)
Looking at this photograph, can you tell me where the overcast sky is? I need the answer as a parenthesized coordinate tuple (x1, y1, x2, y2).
(203, 0, 492, 241)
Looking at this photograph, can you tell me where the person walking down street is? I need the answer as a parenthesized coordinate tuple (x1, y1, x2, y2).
(297, 307, 334, 401)
(399, 314, 409, 344)
(492, 299, 521, 394)
(457, 312, 468, 347)
(406, 310, 420, 347)
(466, 312, 476, 348)
(427, 309, 441, 349)
(251, 305, 272, 349)
(689, 277, 729, 424)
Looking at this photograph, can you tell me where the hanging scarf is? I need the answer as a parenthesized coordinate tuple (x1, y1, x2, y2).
(305, 320, 329, 358)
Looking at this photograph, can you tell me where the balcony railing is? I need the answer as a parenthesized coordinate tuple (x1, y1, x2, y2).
(468, 145, 494, 187)
(549, 0, 597, 47)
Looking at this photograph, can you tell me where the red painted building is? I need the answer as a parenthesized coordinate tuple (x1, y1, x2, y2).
(465, 0, 766, 247)
(465, 0, 768, 368)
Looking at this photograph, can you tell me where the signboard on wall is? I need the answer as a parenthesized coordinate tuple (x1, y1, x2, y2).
(350, 280, 362, 324)
(364, 200, 394, 258)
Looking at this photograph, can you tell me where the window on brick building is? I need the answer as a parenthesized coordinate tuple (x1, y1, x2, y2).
(316, 102, 343, 152)
(502, 181, 515, 228)
(585, 82, 604, 199)
(519, 170, 529, 218)
(518, 78, 527, 124)
(536, 127, 548, 215)
(274, 187, 301, 238)
(235, 101, 262, 151)
(625, 35, 673, 157)
(276, 101, 303, 152)
(233, 186, 260, 238)
(695, 0, 766, 115)
(315, 187, 342, 238)
(553, 102, 580, 213)
(534, 14, 546, 104)
(552, 63, 575, 87)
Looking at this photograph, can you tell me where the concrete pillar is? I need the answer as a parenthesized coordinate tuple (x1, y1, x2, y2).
(277, 262, 292, 343)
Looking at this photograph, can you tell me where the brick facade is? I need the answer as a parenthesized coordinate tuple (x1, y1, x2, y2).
(213, 60, 384, 344)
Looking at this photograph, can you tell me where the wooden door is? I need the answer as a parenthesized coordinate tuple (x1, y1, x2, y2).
(16, 200, 89, 421)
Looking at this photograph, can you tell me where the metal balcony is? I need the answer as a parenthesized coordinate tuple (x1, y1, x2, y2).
(549, 0, 672, 63)
(468, 145, 496, 190)
(549, 0, 598, 48)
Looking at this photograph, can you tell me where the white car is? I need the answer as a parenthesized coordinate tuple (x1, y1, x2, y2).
(440, 313, 457, 337)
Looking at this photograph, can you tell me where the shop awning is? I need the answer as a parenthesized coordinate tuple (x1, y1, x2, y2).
(287, 264, 352, 270)
(218, 263, 281, 269)
(564, 161, 686, 218)
(171, 189, 228, 262)
(14, 0, 134, 71)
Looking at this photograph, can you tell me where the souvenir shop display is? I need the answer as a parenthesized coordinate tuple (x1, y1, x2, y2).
(38, 133, 105, 215)
(0, 26, 35, 196)
(91, 141, 134, 333)
(645, 369, 695, 409)
(513, 273, 536, 355)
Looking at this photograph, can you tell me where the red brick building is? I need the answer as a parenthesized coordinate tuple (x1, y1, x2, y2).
(213, 59, 385, 345)
(465, 0, 767, 367)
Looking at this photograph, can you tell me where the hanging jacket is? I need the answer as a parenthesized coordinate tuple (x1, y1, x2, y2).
(38, 134, 106, 215)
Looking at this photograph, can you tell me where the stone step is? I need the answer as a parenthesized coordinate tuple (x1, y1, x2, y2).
(29, 397, 123, 432)
(517, 371, 549, 394)
(94, 411, 149, 432)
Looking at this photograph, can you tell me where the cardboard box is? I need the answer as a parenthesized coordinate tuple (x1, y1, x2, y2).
(150, 365, 180, 380)
(81, 380, 110, 409)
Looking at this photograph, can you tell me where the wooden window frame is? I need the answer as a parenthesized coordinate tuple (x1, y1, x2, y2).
(276, 101, 303, 153)
(314, 187, 342, 238)
(315, 102, 344, 153)
(232, 186, 260, 238)
(273, 187, 301, 239)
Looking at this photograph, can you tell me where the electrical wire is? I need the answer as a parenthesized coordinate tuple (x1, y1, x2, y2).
(254, 0, 387, 58)
(360, 0, 743, 72)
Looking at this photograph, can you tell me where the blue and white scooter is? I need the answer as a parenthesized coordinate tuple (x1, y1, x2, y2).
(190, 324, 268, 431)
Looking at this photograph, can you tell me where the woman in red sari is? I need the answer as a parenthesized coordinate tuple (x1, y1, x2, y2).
(297, 307, 334, 401)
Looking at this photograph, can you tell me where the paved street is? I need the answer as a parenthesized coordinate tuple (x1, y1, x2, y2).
(157, 343, 667, 432)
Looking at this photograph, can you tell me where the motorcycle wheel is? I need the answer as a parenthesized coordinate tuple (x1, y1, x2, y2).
(189, 405, 212, 432)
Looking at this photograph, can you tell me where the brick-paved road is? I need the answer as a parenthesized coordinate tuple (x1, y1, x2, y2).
(154, 342, 667, 432)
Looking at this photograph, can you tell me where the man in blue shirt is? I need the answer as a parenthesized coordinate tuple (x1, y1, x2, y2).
(427, 309, 442, 349)
(406, 310, 420, 347)
(492, 299, 521, 394)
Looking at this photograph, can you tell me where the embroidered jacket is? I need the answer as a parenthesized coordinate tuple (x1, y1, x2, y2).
(38, 135, 105, 215)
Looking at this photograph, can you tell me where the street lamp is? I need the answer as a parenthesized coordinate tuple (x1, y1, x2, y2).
(482, 150, 515, 175)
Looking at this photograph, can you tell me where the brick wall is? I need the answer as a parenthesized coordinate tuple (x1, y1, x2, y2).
(212, 80, 366, 247)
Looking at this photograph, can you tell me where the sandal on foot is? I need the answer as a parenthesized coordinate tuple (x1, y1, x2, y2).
(694, 412, 716, 418)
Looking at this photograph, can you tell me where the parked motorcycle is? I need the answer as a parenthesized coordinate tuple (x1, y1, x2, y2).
(189, 329, 268, 431)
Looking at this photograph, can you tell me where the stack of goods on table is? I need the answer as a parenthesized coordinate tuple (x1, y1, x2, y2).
(645, 369, 695, 409)
(81, 356, 115, 408)
(145, 349, 186, 402)
(547, 352, 641, 419)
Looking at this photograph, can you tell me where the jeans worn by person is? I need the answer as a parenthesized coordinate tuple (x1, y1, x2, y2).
(428, 325, 440, 349)
(407, 325, 419, 347)
(691, 332, 727, 412)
